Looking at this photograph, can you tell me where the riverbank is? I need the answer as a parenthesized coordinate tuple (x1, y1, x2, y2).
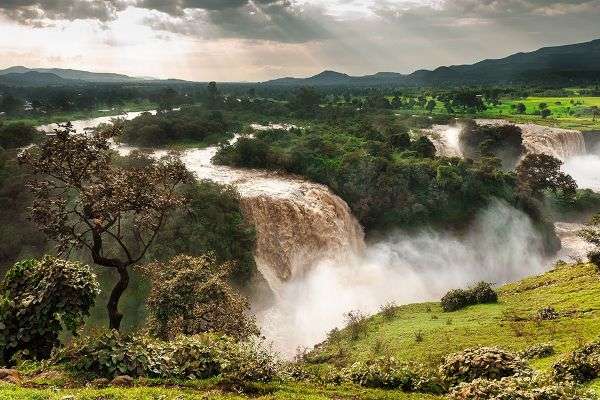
(1, 100, 157, 127)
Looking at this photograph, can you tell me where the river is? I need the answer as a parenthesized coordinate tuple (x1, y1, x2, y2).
(37, 112, 594, 355)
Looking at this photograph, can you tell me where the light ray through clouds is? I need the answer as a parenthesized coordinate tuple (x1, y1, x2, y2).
(0, 0, 598, 81)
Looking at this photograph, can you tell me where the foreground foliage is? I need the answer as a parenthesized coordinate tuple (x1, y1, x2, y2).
(0, 256, 99, 365)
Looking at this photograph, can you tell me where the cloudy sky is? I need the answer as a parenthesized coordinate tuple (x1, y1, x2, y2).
(0, 0, 599, 81)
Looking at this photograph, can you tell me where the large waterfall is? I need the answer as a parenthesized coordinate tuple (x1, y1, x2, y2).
(38, 113, 592, 355)
(475, 119, 587, 161)
(179, 145, 365, 292)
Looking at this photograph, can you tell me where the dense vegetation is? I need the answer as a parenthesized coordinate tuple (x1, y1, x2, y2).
(213, 114, 559, 254)
(117, 107, 232, 147)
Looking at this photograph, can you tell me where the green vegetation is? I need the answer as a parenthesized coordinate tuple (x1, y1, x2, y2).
(306, 263, 600, 371)
(118, 106, 232, 147)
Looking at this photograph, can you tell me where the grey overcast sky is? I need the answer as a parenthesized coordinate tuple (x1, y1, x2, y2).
(0, 0, 599, 81)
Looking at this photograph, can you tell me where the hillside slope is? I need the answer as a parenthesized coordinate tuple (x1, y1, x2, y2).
(307, 263, 600, 372)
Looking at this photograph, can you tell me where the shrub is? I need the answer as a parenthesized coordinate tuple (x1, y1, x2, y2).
(448, 376, 591, 400)
(141, 255, 259, 341)
(379, 301, 397, 320)
(470, 282, 498, 304)
(441, 282, 498, 312)
(441, 289, 472, 312)
(553, 341, 600, 383)
(440, 347, 530, 386)
(0, 256, 99, 366)
(344, 357, 444, 394)
(55, 330, 277, 382)
(518, 344, 555, 360)
(538, 307, 559, 321)
(344, 310, 368, 341)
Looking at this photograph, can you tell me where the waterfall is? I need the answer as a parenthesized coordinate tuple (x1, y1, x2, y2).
(166, 134, 366, 293)
(475, 119, 587, 161)
(423, 124, 463, 157)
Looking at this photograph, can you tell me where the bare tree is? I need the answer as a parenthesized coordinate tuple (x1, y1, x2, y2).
(19, 124, 191, 329)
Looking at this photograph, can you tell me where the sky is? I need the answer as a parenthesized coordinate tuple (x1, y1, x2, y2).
(0, 0, 599, 82)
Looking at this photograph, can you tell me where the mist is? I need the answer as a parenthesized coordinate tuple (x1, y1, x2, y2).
(257, 200, 550, 356)
(562, 153, 600, 192)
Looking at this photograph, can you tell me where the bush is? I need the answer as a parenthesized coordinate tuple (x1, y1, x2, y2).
(440, 347, 530, 386)
(344, 310, 368, 341)
(344, 357, 444, 394)
(518, 344, 555, 360)
(441, 289, 472, 312)
(553, 341, 600, 383)
(55, 330, 277, 382)
(470, 282, 498, 304)
(0, 256, 99, 366)
(448, 376, 591, 400)
(441, 283, 498, 312)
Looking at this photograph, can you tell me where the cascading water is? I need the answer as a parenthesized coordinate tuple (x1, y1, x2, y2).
(475, 119, 587, 161)
(37, 114, 590, 355)
(423, 124, 463, 157)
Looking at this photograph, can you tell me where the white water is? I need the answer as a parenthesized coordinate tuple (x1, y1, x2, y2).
(38, 113, 590, 355)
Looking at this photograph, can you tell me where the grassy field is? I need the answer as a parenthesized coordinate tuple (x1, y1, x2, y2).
(395, 96, 600, 131)
(0, 100, 157, 126)
(2, 262, 599, 399)
(309, 263, 600, 371)
(0, 380, 438, 400)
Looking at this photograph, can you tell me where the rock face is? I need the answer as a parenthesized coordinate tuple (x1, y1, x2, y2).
(475, 119, 586, 161)
(178, 139, 365, 293)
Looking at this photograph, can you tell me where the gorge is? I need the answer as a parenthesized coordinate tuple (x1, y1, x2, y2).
(38, 113, 597, 355)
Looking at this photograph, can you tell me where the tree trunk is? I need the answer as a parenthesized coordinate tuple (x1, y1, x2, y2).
(107, 266, 129, 330)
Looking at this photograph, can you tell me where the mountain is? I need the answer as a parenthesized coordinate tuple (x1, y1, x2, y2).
(263, 38, 600, 86)
(0, 71, 77, 86)
(0, 66, 153, 84)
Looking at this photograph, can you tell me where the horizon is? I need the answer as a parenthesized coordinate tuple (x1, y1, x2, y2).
(1, 1, 600, 82)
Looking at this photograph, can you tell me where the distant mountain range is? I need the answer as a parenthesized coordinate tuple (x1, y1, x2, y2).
(0, 66, 153, 85)
(1, 38, 600, 87)
(264, 38, 600, 86)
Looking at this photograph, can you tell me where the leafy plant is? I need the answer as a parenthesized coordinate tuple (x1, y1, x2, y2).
(440, 347, 530, 386)
(0, 256, 99, 366)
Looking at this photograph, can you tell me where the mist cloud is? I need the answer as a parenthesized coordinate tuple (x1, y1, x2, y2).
(258, 201, 552, 355)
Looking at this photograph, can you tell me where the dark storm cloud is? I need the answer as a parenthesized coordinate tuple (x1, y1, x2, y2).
(0, 0, 129, 25)
(143, 0, 330, 43)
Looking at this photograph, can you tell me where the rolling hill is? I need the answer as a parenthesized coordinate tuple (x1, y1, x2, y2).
(264, 38, 600, 87)
(0, 66, 151, 83)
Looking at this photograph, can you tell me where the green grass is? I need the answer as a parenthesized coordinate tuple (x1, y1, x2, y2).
(3, 263, 599, 399)
(0, 100, 157, 126)
(394, 96, 600, 131)
(0, 381, 438, 399)
(309, 263, 600, 372)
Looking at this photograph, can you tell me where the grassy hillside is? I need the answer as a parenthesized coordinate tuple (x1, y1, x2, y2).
(308, 263, 600, 371)
(2, 263, 599, 399)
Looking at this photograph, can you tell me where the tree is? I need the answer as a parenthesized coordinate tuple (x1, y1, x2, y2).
(516, 103, 526, 114)
(541, 108, 552, 119)
(289, 87, 321, 117)
(0, 122, 39, 149)
(412, 136, 436, 158)
(516, 153, 577, 200)
(18, 125, 191, 330)
(206, 81, 223, 110)
(0, 256, 99, 365)
(590, 106, 599, 122)
(579, 214, 600, 267)
(0, 95, 24, 115)
(425, 99, 437, 113)
(141, 255, 259, 341)
(539, 102, 548, 110)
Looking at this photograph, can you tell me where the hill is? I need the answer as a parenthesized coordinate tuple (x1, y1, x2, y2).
(2, 262, 599, 399)
(0, 71, 77, 86)
(0, 66, 150, 83)
(263, 38, 600, 86)
(307, 263, 600, 372)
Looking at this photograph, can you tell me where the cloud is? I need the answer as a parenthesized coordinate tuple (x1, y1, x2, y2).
(0, 0, 130, 25)
(143, 1, 331, 43)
